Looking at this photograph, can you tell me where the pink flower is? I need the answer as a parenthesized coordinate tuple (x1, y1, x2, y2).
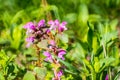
(46, 29, 50, 34)
(38, 19, 45, 28)
(58, 49, 66, 60)
(25, 37, 35, 47)
(57, 70, 63, 77)
(23, 22, 36, 35)
(58, 21, 67, 32)
(43, 51, 53, 62)
(49, 40, 56, 46)
(26, 37, 34, 42)
(48, 20, 55, 30)
(54, 19, 60, 26)
(105, 74, 109, 80)
(48, 19, 67, 33)
(23, 22, 35, 30)
(48, 19, 60, 30)
(52, 70, 63, 80)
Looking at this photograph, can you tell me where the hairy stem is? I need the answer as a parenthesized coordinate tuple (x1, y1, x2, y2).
(35, 44, 42, 67)
(41, 0, 52, 21)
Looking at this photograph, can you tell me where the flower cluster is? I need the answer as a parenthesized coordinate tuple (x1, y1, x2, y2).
(23, 20, 67, 47)
(24, 19, 67, 80)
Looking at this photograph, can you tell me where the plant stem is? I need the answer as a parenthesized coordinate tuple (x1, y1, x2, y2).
(52, 59, 60, 80)
(91, 71, 96, 80)
(35, 44, 41, 67)
(41, 0, 52, 21)
(53, 68, 59, 80)
(102, 42, 107, 58)
(109, 67, 112, 80)
(42, 0, 47, 6)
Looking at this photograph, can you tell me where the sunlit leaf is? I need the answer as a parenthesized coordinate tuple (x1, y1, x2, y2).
(23, 71, 35, 80)
(114, 71, 120, 80)
(63, 13, 77, 23)
(33, 67, 47, 80)
(100, 31, 118, 45)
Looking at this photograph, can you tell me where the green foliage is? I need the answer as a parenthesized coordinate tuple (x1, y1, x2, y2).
(33, 67, 47, 79)
(23, 71, 35, 80)
(0, 0, 120, 80)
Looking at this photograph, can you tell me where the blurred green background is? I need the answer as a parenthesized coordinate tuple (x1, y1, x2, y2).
(0, 0, 120, 80)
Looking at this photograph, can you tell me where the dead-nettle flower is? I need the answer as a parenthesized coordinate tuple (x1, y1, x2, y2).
(52, 70, 63, 80)
(43, 51, 53, 62)
(48, 20, 67, 32)
(24, 19, 67, 79)
(23, 19, 67, 47)
(105, 74, 109, 80)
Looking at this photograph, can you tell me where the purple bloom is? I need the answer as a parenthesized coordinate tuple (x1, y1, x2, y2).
(23, 22, 36, 35)
(38, 19, 45, 28)
(26, 37, 34, 42)
(48, 20, 55, 30)
(46, 29, 50, 34)
(43, 51, 53, 62)
(25, 37, 35, 47)
(23, 22, 35, 30)
(48, 19, 67, 33)
(58, 21, 67, 32)
(58, 49, 66, 60)
(57, 70, 63, 77)
(48, 20, 54, 25)
(48, 20, 59, 30)
(54, 19, 60, 26)
(49, 40, 56, 46)
(52, 70, 63, 80)
(36, 30, 41, 34)
(105, 74, 109, 80)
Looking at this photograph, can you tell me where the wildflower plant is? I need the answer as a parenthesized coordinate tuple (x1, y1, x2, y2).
(23, 19, 67, 80)
(1, 0, 120, 80)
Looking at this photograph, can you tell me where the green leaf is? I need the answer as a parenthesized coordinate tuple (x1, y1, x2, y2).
(94, 57, 100, 73)
(2, 11, 12, 28)
(50, 5, 60, 20)
(71, 43, 85, 61)
(95, 46, 103, 56)
(87, 28, 93, 51)
(10, 24, 16, 40)
(100, 57, 115, 67)
(110, 19, 118, 31)
(88, 14, 101, 22)
(23, 71, 35, 80)
(92, 36, 99, 55)
(0, 50, 9, 60)
(0, 50, 9, 67)
(98, 57, 115, 73)
(63, 13, 77, 23)
(7, 63, 15, 75)
(57, 57, 79, 73)
(87, 21, 94, 31)
(11, 10, 25, 24)
(78, 3, 88, 25)
(59, 33, 68, 43)
(33, 67, 47, 80)
(100, 31, 118, 45)
(77, 3, 89, 41)
(10, 25, 22, 49)
(114, 71, 120, 80)
(0, 72, 5, 80)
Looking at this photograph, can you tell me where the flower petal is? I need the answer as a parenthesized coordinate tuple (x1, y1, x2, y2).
(58, 49, 66, 60)
(38, 19, 45, 28)
(24, 22, 35, 30)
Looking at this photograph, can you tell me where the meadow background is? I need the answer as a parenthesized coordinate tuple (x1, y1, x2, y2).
(0, 0, 120, 80)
